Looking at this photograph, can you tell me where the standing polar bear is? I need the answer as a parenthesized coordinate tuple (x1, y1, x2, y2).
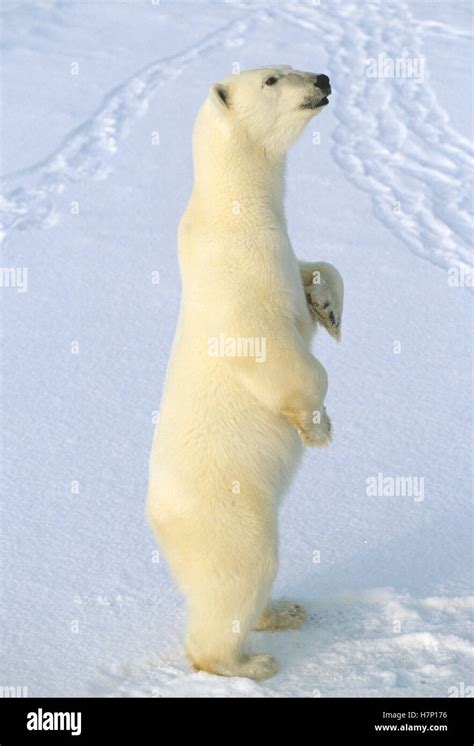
(147, 66, 343, 680)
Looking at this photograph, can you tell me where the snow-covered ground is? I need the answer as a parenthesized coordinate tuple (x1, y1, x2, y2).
(1, 0, 472, 698)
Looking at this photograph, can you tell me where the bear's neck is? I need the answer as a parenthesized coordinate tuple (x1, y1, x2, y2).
(191, 135, 287, 228)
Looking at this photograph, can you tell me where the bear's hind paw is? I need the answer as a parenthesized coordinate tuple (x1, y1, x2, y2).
(255, 600, 306, 631)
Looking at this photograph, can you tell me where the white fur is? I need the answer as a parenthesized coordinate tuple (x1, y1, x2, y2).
(147, 67, 343, 680)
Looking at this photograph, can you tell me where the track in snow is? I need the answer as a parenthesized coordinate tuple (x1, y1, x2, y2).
(278, 0, 473, 275)
(0, 13, 252, 242)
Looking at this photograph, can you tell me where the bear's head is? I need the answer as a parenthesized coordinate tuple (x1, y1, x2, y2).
(200, 66, 331, 158)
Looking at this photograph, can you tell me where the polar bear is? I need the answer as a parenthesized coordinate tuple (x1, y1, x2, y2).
(147, 66, 343, 680)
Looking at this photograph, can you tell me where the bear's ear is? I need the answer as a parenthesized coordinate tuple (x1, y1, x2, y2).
(209, 83, 230, 113)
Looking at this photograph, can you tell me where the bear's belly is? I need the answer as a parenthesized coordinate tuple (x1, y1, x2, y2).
(148, 347, 303, 515)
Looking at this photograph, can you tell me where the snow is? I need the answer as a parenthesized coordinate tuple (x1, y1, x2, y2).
(1, 0, 472, 698)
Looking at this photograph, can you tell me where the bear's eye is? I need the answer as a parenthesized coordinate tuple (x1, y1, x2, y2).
(265, 76, 279, 86)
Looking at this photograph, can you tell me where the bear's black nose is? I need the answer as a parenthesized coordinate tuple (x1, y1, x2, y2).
(315, 74, 330, 92)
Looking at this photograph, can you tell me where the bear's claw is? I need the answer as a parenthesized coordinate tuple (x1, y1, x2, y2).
(305, 284, 342, 341)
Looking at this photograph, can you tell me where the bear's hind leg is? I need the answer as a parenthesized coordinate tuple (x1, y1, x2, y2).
(185, 537, 278, 680)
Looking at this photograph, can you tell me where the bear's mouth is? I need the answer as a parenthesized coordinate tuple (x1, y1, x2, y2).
(300, 95, 330, 110)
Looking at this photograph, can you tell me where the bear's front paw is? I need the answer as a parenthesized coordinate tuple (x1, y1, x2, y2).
(305, 283, 342, 341)
(284, 406, 332, 448)
(298, 407, 332, 448)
